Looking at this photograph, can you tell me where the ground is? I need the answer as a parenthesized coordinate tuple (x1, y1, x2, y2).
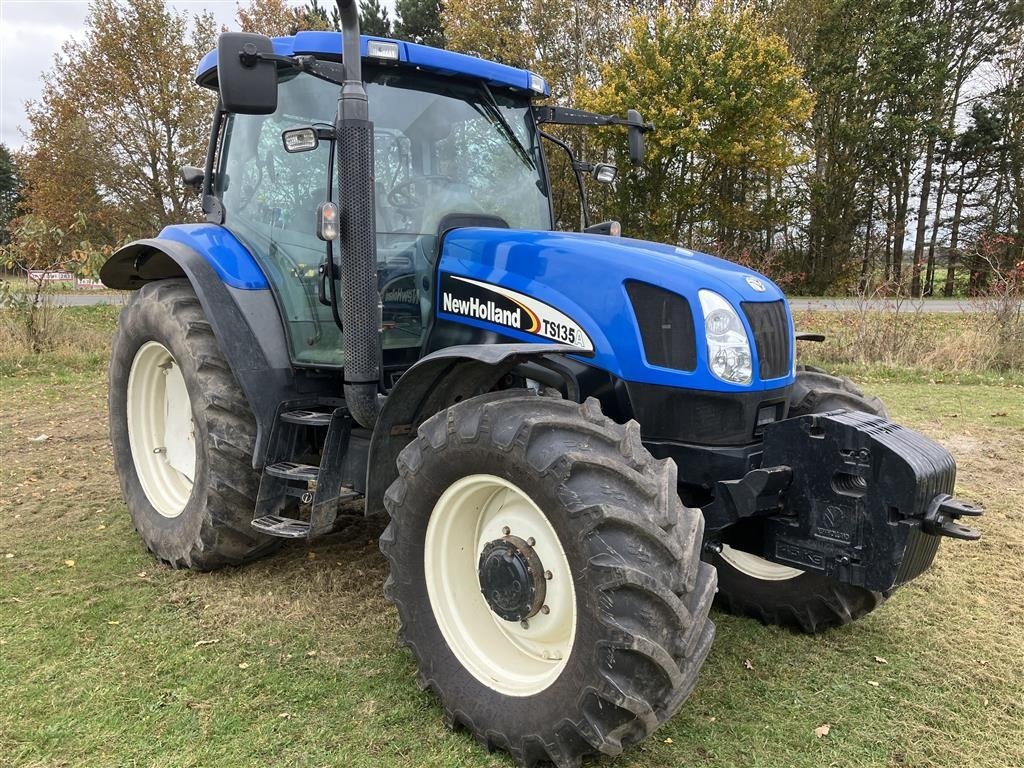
(1, 308, 1022, 768)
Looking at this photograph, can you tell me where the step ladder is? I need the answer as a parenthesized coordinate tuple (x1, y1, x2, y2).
(251, 405, 362, 539)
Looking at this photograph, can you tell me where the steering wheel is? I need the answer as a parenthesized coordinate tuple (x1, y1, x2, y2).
(388, 175, 452, 209)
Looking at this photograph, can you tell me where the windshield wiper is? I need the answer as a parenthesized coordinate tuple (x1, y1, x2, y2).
(475, 83, 537, 170)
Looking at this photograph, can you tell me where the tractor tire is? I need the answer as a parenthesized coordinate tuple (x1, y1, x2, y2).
(380, 390, 716, 768)
(108, 279, 280, 570)
(707, 367, 889, 633)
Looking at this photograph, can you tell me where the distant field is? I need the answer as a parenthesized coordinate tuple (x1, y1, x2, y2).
(1, 306, 1022, 768)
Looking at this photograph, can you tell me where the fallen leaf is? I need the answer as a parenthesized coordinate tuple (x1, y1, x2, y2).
(194, 639, 219, 648)
(4, 553, 13, 559)
(663, 737, 673, 744)
(279, 712, 292, 720)
(979, 659, 989, 666)
(743, 659, 754, 670)
(64, 559, 75, 567)
(874, 656, 888, 664)
(96, 525, 106, 531)
(137, 572, 148, 578)
(990, 412, 1008, 417)
(238, 662, 249, 669)
(867, 680, 880, 687)
(29, 434, 50, 442)
(307, 551, 317, 560)
(107, 620, 120, 626)
(814, 724, 831, 738)
(306, 650, 317, 657)
(708, 717, 716, 723)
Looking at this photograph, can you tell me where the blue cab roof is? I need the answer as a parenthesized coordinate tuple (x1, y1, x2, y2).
(196, 32, 549, 96)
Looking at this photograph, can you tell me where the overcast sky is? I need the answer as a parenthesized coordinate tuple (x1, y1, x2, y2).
(0, 0, 395, 151)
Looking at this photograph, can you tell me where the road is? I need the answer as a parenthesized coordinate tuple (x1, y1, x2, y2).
(45, 293, 984, 313)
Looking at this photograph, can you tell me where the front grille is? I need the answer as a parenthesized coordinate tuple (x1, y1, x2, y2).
(741, 300, 791, 380)
(626, 281, 696, 372)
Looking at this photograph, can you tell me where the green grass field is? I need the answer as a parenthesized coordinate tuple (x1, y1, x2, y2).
(1, 307, 1022, 768)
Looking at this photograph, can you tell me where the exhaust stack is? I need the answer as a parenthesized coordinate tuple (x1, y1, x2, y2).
(334, 0, 382, 429)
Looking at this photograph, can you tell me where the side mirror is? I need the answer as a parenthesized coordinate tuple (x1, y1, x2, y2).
(217, 32, 278, 115)
(180, 166, 204, 192)
(627, 109, 646, 166)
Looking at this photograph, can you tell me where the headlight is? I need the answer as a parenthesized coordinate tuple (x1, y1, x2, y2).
(699, 290, 752, 385)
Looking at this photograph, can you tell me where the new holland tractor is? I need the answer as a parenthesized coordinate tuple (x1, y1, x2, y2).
(100, 3, 983, 765)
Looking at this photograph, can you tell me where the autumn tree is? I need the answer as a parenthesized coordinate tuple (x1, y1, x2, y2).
(236, 0, 303, 34)
(581, 6, 812, 250)
(442, 0, 534, 67)
(20, 0, 215, 243)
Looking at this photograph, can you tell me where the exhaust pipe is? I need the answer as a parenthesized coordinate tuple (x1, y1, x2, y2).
(334, 0, 382, 429)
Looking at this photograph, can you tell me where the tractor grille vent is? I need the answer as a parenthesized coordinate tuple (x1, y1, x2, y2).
(626, 281, 696, 372)
(741, 300, 791, 380)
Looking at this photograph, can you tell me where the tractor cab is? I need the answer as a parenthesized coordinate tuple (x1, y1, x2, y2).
(195, 35, 557, 369)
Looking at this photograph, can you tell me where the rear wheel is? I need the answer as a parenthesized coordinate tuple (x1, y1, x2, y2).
(708, 367, 888, 633)
(109, 279, 279, 570)
(381, 391, 716, 767)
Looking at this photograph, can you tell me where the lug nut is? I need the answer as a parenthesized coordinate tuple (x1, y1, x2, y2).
(540, 605, 550, 615)
(520, 619, 530, 629)
(544, 570, 553, 580)
(502, 526, 510, 536)
(527, 537, 536, 547)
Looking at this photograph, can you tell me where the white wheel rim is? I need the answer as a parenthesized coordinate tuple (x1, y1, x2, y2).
(424, 474, 577, 697)
(126, 341, 196, 518)
(719, 544, 803, 581)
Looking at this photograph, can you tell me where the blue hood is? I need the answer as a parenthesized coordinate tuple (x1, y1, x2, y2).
(436, 229, 794, 392)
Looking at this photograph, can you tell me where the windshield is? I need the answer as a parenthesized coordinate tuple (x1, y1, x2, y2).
(216, 68, 550, 368)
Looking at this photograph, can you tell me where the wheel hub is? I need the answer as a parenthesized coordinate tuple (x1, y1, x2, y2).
(478, 535, 546, 622)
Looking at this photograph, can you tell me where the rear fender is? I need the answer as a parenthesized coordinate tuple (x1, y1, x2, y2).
(100, 237, 330, 468)
(365, 343, 585, 518)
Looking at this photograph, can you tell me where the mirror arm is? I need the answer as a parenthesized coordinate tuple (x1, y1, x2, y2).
(538, 128, 591, 230)
(534, 105, 654, 133)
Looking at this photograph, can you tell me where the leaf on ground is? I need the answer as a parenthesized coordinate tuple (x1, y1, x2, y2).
(307, 551, 317, 560)
(279, 712, 292, 720)
(238, 662, 249, 669)
(663, 737, 673, 744)
(306, 650, 317, 657)
(744, 659, 754, 670)
(107, 620, 120, 625)
(990, 412, 1008, 417)
(874, 656, 888, 664)
(64, 559, 75, 567)
(814, 724, 831, 738)
(867, 680, 880, 687)
(5, 553, 14, 559)
(194, 639, 219, 648)
(29, 434, 50, 442)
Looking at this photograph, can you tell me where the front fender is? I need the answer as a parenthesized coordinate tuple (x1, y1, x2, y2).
(365, 343, 586, 517)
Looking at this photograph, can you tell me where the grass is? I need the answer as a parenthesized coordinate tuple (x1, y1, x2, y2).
(2, 308, 1023, 768)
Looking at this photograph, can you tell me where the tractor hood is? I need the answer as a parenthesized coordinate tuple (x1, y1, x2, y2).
(435, 228, 794, 392)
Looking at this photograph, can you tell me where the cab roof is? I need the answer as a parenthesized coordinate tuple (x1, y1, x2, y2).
(196, 32, 550, 96)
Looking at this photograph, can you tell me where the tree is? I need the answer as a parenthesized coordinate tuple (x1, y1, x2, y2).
(395, 0, 445, 46)
(20, 0, 216, 243)
(360, 0, 393, 36)
(0, 145, 22, 244)
(442, 0, 533, 67)
(581, 6, 812, 251)
(236, 0, 303, 34)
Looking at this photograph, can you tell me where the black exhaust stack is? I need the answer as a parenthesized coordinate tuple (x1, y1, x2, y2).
(334, 0, 382, 429)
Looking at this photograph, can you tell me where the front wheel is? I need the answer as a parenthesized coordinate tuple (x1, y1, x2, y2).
(708, 367, 888, 633)
(380, 391, 716, 767)
(109, 280, 279, 570)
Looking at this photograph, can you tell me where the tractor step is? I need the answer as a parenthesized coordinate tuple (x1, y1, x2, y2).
(265, 461, 320, 482)
(252, 402, 365, 540)
(251, 515, 312, 538)
(280, 409, 334, 427)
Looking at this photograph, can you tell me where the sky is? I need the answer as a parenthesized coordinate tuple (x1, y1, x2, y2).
(0, 0, 395, 151)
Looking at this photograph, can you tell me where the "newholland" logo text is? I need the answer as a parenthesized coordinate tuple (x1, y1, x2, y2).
(442, 292, 522, 328)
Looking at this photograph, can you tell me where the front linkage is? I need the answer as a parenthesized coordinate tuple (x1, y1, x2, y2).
(704, 409, 983, 593)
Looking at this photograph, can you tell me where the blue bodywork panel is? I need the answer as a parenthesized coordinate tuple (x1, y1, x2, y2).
(436, 229, 795, 393)
(195, 33, 549, 96)
(158, 224, 268, 290)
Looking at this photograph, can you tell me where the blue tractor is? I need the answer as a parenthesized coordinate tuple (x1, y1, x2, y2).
(100, 3, 982, 765)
